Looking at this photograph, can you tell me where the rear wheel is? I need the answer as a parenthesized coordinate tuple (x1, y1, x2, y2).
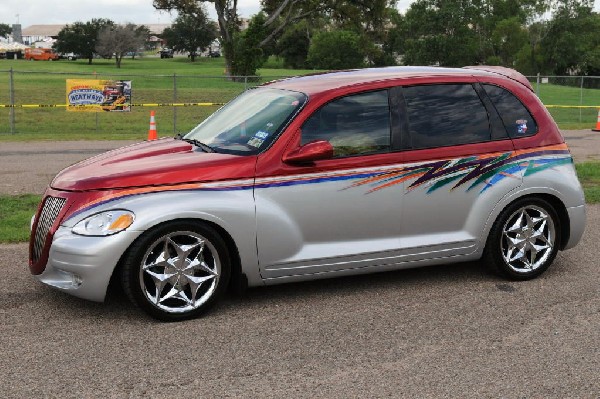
(484, 198, 560, 280)
(121, 221, 230, 321)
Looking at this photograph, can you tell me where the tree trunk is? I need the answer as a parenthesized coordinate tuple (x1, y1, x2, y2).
(88, 57, 93, 65)
(215, 4, 235, 77)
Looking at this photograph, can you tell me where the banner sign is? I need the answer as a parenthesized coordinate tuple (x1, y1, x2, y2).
(66, 79, 132, 112)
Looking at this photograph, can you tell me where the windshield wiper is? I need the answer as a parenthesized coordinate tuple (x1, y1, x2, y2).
(176, 135, 215, 153)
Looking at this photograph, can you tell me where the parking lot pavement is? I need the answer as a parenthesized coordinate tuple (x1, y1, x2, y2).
(0, 130, 599, 195)
(0, 140, 137, 195)
(1, 208, 599, 397)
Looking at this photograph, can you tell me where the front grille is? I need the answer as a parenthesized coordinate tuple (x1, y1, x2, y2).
(32, 196, 66, 263)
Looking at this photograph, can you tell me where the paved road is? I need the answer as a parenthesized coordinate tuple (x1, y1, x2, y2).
(2, 208, 599, 397)
(1, 132, 600, 397)
(1, 130, 600, 195)
(0, 140, 137, 195)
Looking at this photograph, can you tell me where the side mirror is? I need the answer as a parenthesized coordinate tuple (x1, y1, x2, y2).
(283, 140, 334, 165)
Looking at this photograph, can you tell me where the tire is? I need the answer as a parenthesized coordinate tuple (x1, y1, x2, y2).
(121, 221, 231, 321)
(483, 198, 561, 280)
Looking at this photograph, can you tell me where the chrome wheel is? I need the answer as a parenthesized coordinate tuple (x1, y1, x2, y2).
(139, 231, 221, 314)
(500, 205, 556, 273)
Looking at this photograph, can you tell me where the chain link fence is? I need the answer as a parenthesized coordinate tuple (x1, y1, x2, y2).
(1, 70, 599, 138)
(0, 69, 280, 139)
(528, 75, 600, 129)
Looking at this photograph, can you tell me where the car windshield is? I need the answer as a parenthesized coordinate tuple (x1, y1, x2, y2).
(185, 88, 307, 155)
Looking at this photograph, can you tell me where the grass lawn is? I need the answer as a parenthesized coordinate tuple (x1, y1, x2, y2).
(0, 194, 39, 243)
(0, 57, 316, 140)
(535, 83, 600, 130)
(1, 58, 599, 139)
(575, 162, 600, 203)
(2, 161, 599, 244)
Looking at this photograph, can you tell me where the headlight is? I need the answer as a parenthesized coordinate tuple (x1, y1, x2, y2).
(72, 210, 135, 236)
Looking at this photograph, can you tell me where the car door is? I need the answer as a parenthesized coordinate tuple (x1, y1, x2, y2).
(395, 82, 521, 260)
(254, 89, 407, 279)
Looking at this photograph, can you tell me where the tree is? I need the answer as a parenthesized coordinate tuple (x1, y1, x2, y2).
(307, 30, 365, 70)
(490, 17, 529, 66)
(540, 1, 598, 75)
(161, 6, 216, 61)
(230, 12, 270, 77)
(96, 23, 148, 68)
(276, 20, 311, 69)
(154, 0, 396, 76)
(0, 23, 11, 39)
(154, 0, 241, 74)
(391, 0, 541, 67)
(53, 19, 115, 65)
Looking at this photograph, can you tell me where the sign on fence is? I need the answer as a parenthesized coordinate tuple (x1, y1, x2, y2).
(66, 79, 132, 112)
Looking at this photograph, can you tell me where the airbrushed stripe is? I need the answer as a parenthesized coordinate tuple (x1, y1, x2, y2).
(66, 144, 572, 221)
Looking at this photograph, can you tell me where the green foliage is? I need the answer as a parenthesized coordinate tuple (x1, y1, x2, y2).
(96, 24, 148, 68)
(155, 0, 398, 76)
(396, 0, 491, 67)
(276, 21, 311, 69)
(541, 2, 600, 75)
(161, 7, 217, 62)
(0, 23, 11, 39)
(491, 17, 529, 67)
(575, 162, 600, 203)
(386, 0, 599, 75)
(230, 13, 269, 77)
(307, 30, 365, 70)
(53, 19, 115, 65)
(0, 195, 40, 243)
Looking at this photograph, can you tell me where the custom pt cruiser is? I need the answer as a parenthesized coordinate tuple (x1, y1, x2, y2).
(29, 66, 586, 321)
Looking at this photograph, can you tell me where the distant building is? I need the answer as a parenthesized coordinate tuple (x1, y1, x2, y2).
(21, 24, 172, 45)
(21, 25, 64, 44)
(12, 24, 23, 43)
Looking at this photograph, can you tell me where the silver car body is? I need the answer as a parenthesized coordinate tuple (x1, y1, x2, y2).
(36, 146, 586, 302)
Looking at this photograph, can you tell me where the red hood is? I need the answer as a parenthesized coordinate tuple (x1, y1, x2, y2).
(51, 138, 257, 191)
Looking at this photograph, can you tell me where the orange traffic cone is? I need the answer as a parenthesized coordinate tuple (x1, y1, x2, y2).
(593, 108, 600, 132)
(148, 110, 158, 140)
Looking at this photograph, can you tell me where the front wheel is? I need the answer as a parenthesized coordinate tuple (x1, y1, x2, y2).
(483, 198, 561, 280)
(121, 221, 230, 321)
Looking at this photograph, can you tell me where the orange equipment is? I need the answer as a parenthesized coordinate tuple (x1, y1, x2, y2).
(148, 111, 158, 140)
(24, 48, 59, 61)
(593, 108, 600, 132)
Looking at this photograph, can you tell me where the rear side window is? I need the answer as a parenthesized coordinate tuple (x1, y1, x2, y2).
(483, 84, 538, 138)
(402, 84, 490, 149)
(301, 90, 391, 157)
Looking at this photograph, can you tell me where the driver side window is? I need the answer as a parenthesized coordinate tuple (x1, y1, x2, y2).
(301, 90, 391, 157)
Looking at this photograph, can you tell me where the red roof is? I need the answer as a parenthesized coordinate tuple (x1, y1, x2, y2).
(265, 66, 533, 95)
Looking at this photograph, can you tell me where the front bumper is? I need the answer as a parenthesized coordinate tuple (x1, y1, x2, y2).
(34, 226, 142, 302)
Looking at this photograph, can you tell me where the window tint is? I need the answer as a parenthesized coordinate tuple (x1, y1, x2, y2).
(483, 84, 538, 138)
(403, 84, 491, 149)
(301, 90, 391, 157)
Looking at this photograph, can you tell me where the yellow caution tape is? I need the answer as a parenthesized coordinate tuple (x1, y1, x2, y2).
(0, 103, 596, 109)
(544, 105, 600, 109)
(0, 102, 225, 108)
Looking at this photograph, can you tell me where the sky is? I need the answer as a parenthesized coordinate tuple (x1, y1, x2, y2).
(2, 0, 598, 28)
(1, 0, 416, 28)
